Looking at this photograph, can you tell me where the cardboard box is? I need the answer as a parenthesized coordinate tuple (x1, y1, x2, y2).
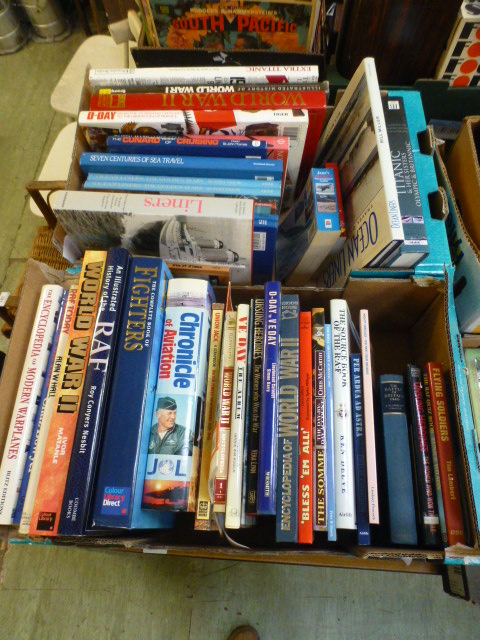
(1, 259, 478, 570)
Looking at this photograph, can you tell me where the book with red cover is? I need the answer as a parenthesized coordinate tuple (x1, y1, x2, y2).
(298, 312, 314, 544)
(424, 362, 466, 547)
(87, 89, 326, 195)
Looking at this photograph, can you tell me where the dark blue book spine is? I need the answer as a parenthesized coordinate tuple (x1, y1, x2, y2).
(252, 212, 278, 285)
(379, 374, 418, 546)
(13, 290, 67, 525)
(276, 294, 300, 543)
(90, 257, 172, 529)
(350, 354, 370, 546)
(58, 248, 131, 536)
(80, 152, 283, 181)
(106, 135, 269, 159)
(257, 281, 281, 515)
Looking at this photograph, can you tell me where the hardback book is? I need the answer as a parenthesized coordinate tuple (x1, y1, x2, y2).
(142, 278, 214, 511)
(225, 304, 250, 529)
(58, 248, 131, 536)
(88, 66, 320, 88)
(13, 290, 68, 526)
(80, 152, 284, 182)
(241, 299, 256, 527)
(359, 309, 379, 525)
(298, 311, 313, 543)
(19, 287, 78, 535)
(350, 353, 370, 546)
(277, 165, 345, 285)
(90, 257, 175, 530)
(424, 362, 466, 546)
(77, 108, 309, 203)
(144, 0, 322, 53)
(276, 295, 300, 543)
(381, 94, 429, 269)
(312, 307, 327, 532)
(316, 57, 404, 289)
(195, 303, 225, 529)
(30, 253, 107, 537)
(464, 348, 480, 446)
(209, 309, 237, 513)
(324, 323, 336, 541)
(257, 281, 281, 515)
(51, 190, 256, 286)
(245, 297, 264, 515)
(379, 374, 418, 546)
(106, 134, 270, 158)
(330, 298, 356, 530)
(405, 364, 442, 548)
(422, 368, 448, 546)
(0, 284, 64, 526)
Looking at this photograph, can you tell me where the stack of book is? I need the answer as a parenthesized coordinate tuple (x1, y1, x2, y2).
(0, 251, 466, 550)
(53, 63, 332, 286)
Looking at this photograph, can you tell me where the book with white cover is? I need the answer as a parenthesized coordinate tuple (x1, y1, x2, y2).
(316, 58, 404, 288)
(88, 66, 320, 88)
(225, 304, 251, 529)
(0, 284, 64, 525)
(329, 298, 356, 530)
(52, 190, 254, 285)
(19, 286, 78, 534)
(359, 309, 379, 525)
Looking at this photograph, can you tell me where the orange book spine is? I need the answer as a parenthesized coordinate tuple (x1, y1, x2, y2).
(425, 362, 466, 546)
(30, 251, 107, 537)
(298, 312, 314, 544)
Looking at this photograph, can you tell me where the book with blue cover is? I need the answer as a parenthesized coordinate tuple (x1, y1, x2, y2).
(276, 294, 300, 543)
(350, 353, 370, 546)
(257, 281, 281, 515)
(80, 152, 283, 182)
(13, 290, 68, 525)
(90, 257, 175, 530)
(142, 278, 214, 512)
(106, 135, 270, 158)
(58, 248, 131, 536)
(379, 374, 418, 546)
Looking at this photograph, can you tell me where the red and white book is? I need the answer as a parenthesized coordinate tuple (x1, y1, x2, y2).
(0, 284, 64, 525)
(298, 312, 314, 544)
(225, 304, 251, 529)
(359, 309, 379, 525)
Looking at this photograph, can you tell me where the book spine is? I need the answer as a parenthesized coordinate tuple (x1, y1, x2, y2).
(80, 153, 283, 181)
(359, 309, 379, 525)
(58, 248, 131, 536)
(379, 375, 418, 546)
(350, 354, 371, 546)
(298, 312, 313, 543)
(257, 281, 281, 515)
(31, 253, 107, 537)
(312, 308, 327, 532)
(245, 298, 264, 515)
(424, 362, 466, 546)
(90, 258, 172, 529)
(405, 364, 441, 547)
(19, 287, 78, 535)
(225, 305, 250, 529)
(0, 284, 64, 525)
(330, 298, 356, 530)
(422, 368, 449, 547)
(143, 278, 213, 512)
(209, 311, 237, 512)
(252, 213, 278, 286)
(324, 323, 336, 541)
(241, 299, 256, 527)
(88, 66, 320, 88)
(106, 134, 269, 159)
(276, 295, 300, 543)
(195, 304, 225, 528)
(13, 290, 68, 525)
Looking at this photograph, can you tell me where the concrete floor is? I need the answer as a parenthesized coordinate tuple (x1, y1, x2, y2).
(1, 20, 480, 640)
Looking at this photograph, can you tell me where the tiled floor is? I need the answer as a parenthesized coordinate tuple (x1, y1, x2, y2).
(1, 22, 480, 640)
